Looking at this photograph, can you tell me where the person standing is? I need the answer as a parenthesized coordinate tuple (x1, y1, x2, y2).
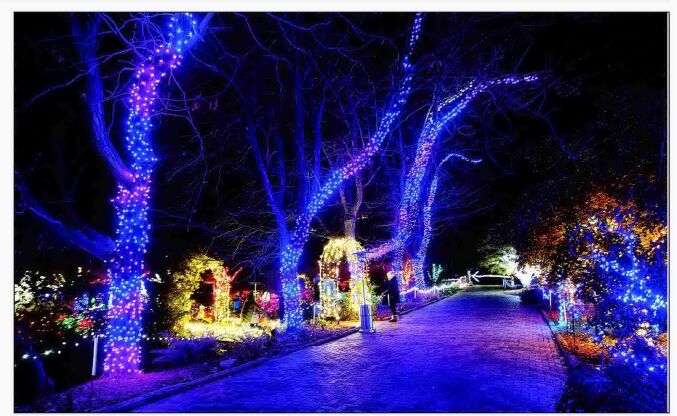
(383, 270, 401, 322)
(312, 273, 321, 302)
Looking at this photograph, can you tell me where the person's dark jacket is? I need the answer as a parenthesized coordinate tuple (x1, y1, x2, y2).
(383, 277, 400, 306)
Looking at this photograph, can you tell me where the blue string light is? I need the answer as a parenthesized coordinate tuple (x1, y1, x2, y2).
(278, 14, 424, 329)
(103, 13, 197, 374)
(412, 153, 481, 287)
(585, 212, 667, 373)
(551, 204, 667, 375)
(368, 75, 539, 285)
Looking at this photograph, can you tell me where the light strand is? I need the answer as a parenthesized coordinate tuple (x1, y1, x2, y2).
(278, 14, 424, 329)
(366, 74, 539, 287)
(412, 153, 481, 287)
(103, 13, 197, 373)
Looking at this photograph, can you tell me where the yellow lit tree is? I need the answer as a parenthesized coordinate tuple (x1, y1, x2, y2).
(319, 237, 366, 319)
(165, 253, 223, 336)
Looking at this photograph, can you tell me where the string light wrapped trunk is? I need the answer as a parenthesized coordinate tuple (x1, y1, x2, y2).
(412, 153, 481, 287)
(278, 14, 424, 328)
(104, 13, 198, 373)
(366, 75, 539, 290)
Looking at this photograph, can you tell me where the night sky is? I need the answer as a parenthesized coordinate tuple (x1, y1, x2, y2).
(14, 13, 667, 282)
(428, 12, 666, 272)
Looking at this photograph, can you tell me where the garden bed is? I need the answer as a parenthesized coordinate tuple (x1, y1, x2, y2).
(540, 308, 667, 413)
(18, 289, 460, 413)
(16, 324, 354, 413)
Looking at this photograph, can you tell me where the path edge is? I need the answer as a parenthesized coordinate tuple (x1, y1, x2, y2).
(94, 327, 358, 413)
(538, 307, 577, 369)
(397, 291, 454, 317)
(95, 292, 457, 413)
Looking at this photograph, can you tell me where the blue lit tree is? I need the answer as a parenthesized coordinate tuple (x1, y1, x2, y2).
(276, 14, 425, 327)
(366, 75, 540, 281)
(570, 199, 667, 373)
(412, 153, 481, 286)
(526, 188, 667, 374)
(99, 13, 202, 373)
(17, 12, 213, 373)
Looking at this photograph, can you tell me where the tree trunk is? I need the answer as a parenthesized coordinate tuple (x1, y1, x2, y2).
(344, 217, 356, 239)
(279, 14, 424, 328)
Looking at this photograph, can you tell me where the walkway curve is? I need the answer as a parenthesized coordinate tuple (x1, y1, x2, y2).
(134, 287, 567, 412)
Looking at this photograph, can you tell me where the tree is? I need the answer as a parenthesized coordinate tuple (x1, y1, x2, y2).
(17, 12, 213, 373)
(524, 188, 667, 373)
(413, 153, 481, 286)
(366, 75, 540, 277)
(275, 14, 424, 327)
(480, 245, 518, 275)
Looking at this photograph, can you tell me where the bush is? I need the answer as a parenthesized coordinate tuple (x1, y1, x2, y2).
(519, 288, 542, 305)
(160, 253, 223, 336)
(231, 333, 273, 364)
(337, 296, 358, 321)
(150, 337, 219, 368)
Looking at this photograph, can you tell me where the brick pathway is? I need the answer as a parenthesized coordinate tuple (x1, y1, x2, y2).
(134, 287, 567, 412)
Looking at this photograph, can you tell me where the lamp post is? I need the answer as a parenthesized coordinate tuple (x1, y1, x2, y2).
(91, 335, 99, 376)
(353, 251, 375, 333)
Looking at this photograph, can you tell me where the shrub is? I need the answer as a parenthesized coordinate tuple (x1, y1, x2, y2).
(150, 337, 219, 368)
(519, 288, 542, 305)
(161, 253, 223, 336)
(337, 295, 358, 321)
(231, 333, 273, 364)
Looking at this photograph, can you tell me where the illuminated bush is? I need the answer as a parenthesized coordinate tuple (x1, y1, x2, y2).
(164, 253, 223, 336)
(571, 197, 667, 372)
(527, 190, 667, 374)
(480, 245, 518, 275)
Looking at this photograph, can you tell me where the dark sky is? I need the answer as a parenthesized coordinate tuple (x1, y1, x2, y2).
(14, 13, 667, 279)
(427, 13, 666, 273)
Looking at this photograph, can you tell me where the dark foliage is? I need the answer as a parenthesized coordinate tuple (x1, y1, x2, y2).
(559, 363, 667, 412)
(519, 288, 542, 305)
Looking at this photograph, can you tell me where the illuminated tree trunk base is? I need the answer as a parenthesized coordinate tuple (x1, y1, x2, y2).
(280, 258, 303, 328)
(103, 315, 144, 373)
(412, 259, 426, 289)
(104, 182, 149, 373)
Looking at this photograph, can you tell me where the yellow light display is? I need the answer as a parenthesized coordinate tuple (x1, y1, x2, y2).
(319, 237, 367, 320)
(320, 237, 364, 266)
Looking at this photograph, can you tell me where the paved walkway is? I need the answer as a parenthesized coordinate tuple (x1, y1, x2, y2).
(134, 287, 567, 412)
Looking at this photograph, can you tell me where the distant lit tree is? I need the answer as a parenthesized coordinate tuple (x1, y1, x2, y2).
(480, 245, 518, 275)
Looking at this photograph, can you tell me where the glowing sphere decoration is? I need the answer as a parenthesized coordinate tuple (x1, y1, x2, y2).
(103, 13, 197, 374)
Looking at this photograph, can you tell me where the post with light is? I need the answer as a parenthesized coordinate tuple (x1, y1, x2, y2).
(354, 251, 375, 333)
(91, 335, 99, 376)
